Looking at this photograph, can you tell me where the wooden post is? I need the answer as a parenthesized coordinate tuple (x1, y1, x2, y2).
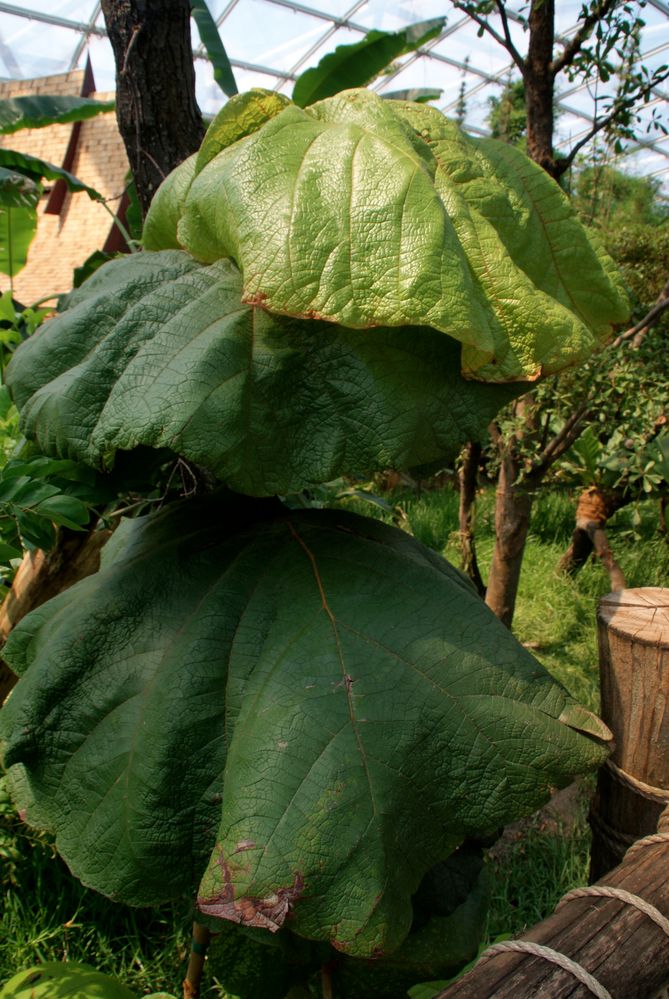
(436, 828, 669, 998)
(590, 587, 669, 879)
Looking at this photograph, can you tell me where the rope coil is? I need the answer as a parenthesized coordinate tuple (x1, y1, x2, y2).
(478, 940, 612, 999)
(605, 759, 669, 804)
(474, 804, 669, 997)
(558, 886, 669, 938)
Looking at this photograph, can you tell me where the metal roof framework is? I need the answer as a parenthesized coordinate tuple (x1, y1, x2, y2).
(0, 0, 667, 182)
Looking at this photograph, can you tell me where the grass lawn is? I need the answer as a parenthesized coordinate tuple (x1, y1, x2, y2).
(1, 484, 667, 996)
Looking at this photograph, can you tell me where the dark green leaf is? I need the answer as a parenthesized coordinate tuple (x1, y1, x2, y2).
(335, 845, 489, 995)
(191, 0, 239, 97)
(0, 540, 21, 562)
(0, 148, 104, 201)
(15, 508, 55, 549)
(0, 495, 609, 956)
(0, 166, 41, 210)
(1, 456, 90, 480)
(0, 474, 30, 503)
(9, 479, 61, 507)
(0, 95, 114, 135)
(0, 384, 13, 419)
(33, 494, 90, 530)
(72, 249, 113, 289)
(6, 250, 524, 495)
(292, 18, 445, 107)
(206, 924, 295, 999)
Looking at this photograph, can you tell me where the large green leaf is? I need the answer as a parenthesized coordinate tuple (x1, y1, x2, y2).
(390, 102, 630, 346)
(0, 95, 114, 134)
(333, 846, 490, 996)
(0, 963, 135, 999)
(0, 496, 609, 957)
(163, 88, 628, 381)
(194, 89, 291, 175)
(292, 19, 445, 108)
(141, 155, 197, 250)
(0, 201, 36, 278)
(0, 148, 104, 200)
(191, 0, 239, 97)
(5, 250, 523, 495)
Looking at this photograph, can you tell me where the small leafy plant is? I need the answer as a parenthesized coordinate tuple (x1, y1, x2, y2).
(0, 89, 627, 994)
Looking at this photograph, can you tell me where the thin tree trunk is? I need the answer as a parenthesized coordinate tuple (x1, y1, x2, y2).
(525, 0, 557, 178)
(485, 450, 534, 629)
(458, 442, 486, 598)
(558, 486, 627, 590)
(590, 526, 626, 591)
(100, 0, 205, 216)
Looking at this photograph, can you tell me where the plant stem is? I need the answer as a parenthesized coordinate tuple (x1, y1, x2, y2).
(182, 921, 210, 999)
(101, 200, 138, 252)
(321, 963, 334, 999)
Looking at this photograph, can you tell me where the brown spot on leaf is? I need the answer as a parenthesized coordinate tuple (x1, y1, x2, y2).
(242, 290, 268, 308)
(233, 839, 256, 854)
(198, 866, 304, 933)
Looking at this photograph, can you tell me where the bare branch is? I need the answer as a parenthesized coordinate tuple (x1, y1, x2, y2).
(495, 1, 525, 73)
(530, 400, 591, 477)
(529, 281, 669, 476)
(555, 66, 669, 176)
(452, 1, 526, 74)
(550, 0, 618, 78)
(611, 279, 669, 348)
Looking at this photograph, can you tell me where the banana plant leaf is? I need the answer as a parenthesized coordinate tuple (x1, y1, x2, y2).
(381, 88, 443, 103)
(0, 148, 104, 200)
(191, 0, 238, 97)
(5, 250, 525, 495)
(0, 201, 37, 278)
(0, 494, 610, 957)
(0, 95, 114, 134)
(292, 19, 445, 108)
(0, 166, 40, 210)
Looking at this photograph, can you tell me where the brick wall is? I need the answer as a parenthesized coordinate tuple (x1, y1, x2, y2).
(0, 71, 129, 305)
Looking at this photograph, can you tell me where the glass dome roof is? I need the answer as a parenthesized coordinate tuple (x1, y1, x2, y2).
(0, 0, 667, 184)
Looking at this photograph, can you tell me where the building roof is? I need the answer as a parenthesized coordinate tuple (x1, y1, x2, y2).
(0, 67, 128, 305)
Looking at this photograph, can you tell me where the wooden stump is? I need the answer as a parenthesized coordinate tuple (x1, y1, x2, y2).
(590, 587, 669, 879)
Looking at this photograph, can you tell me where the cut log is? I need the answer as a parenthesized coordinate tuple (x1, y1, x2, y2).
(590, 587, 669, 878)
(436, 827, 669, 998)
